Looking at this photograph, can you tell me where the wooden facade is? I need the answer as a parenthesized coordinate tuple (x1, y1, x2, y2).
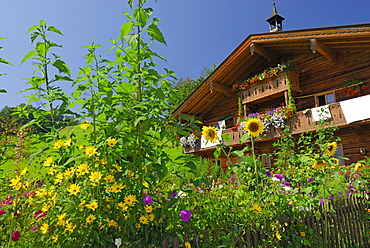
(173, 23, 370, 167)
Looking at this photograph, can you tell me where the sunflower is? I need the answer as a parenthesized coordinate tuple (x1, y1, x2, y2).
(244, 118, 264, 137)
(355, 162, 366, 172)
(201, 126, 218, 143)
(326, 142, 338, 156)
(312, 160, 327, 170)
(329, 158, 340, 167)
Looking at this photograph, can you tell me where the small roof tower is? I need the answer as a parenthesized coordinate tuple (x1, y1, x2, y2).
(266, 3, 285, 32)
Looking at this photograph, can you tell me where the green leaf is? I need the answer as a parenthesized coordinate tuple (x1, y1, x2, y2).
(47, 25, 63, 35)
(120, 22, 133, 43)
(54, 75, 73, 81)
(231, 150, 244, 157)
(214, 148, 221, 160)
(147, 24, 167, 45)
(26, 25, 39, 34)
(20, 50, 37, 65)
(53, 59, 71, 76)
(0, 89, 7, 93)
(239, 133, 250, 143)
(221, 133, 230, 142)
(0, 58, 12, 65)
(127, 0, 134, 8)
(134, 8, 149, 26)
(185, 161, 196, 171)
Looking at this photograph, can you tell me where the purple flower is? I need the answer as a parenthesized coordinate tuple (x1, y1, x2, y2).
(328, 195, 334, 200)
(11, 231, 21, 241)
(266, 171, 272, 177)
(37, 180, 44, 188)
(143, 196, 153, 205)
(170, 192, 178, 198)
(30, 226, 38, 230)
(274, 174, 283, 181)
(339, 194, 343, 198)
(307, 178, 313, 182)
(283, 182, 290, 186)
(319, 198, 325, 205)
(179, 209, 192, 222)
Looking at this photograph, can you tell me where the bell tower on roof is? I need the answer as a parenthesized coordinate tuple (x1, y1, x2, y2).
(266, 2, 285, 32)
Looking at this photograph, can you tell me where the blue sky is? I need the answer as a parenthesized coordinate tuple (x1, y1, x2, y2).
(1, 0, 370, 109)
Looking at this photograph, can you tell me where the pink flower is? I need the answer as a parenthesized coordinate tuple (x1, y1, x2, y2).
(0, 210, 4, 216)
(30, 226, 38, 230)
(12, 231, 21, 241)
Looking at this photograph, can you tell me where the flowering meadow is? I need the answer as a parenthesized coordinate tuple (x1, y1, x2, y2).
(1, 1, 370, 247)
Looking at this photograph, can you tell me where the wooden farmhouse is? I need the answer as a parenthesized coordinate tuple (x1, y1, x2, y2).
(172, 10, 370, 169)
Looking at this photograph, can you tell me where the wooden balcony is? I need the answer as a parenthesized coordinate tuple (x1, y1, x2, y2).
(240, 72, 300, 104)
(183, 102, 348, 153)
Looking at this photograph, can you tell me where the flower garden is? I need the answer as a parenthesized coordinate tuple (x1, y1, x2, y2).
(1, 1, 370, 248)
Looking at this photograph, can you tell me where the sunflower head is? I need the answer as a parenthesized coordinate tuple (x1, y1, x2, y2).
(354, 162, 365, 172)
(312, 160, 327, 170)
(326, 142, 338, 156)
(244, 118, 264, 137)
(201, 126, 219, 143)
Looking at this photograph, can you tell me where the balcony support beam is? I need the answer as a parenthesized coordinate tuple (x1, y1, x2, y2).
(310, 39, 336, 62)
(250, 43, 277, 63)
(211, 82, 234, 97)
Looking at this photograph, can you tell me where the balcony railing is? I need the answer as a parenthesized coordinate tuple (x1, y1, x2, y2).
(182, 102, 349, 153)
(240, 72, 300, 104)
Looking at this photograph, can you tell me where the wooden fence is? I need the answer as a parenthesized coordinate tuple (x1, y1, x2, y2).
(159, 196, 370, 248)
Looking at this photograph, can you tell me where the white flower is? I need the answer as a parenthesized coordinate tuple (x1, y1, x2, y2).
(115, 238, 122, 247)
(283, 186, 293, 191)
(296, 205, 304, 211)
(272, 177, 280, 182)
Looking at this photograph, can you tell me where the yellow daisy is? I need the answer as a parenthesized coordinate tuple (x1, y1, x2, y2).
(86, 214, 95, 224)
(89, 171, 103, 182)
(244, 118, 264, 137)
(85, 146, 98, 157)
(43, 157, 53, 167)
(77, 163, 89, 176)
(85, 201, 99, 211)
(252, 204, 262, 213)
(312, 160, 327, 170)
(185, 241, 191, 248)
(355, 162, 366, 172)
(201, 126, 218, 143)
(53, 140, 64, 149)
(67, 184, 80, 195)
(124, 194, 137, 207)
(107, 138, 118, 147)
(40, 223, 50, 234)
(139, 215, 149, 225)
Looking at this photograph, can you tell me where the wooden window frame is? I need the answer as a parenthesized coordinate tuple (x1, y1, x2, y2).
(315, 91, 336, 107)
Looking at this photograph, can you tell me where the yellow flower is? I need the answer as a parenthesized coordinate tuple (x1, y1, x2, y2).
(54, 173, 64, 184)
(244, 118, 264, 137)
(79, 144, 86, 149)
(118, 202, 128, 212)
(139, 215, 149, 225)
(107, 138, 118, 147)
(330, 158, 339, 167)
(48, 166, 57, 175)
(326, 142, 338, 156)
(89, 171, 103, 182)
(276, 232, 282, 240)
(142, 181, 149, 188)
(86, 201, 98, 211)
(110, 183, 125, 193)
(64, 222, 76, 233)
(35, 189, 47, 197)
(185, 241, 191, 248)
(67, 184, 80, 195)
(85, 146, 98, 157)
(77, 163, 89, 176)
(300, 232, 306, 237)
(80, 121, 91, 129)
(40, 223, 50, 234)
(312, 160, 327, 170)
(64, 167, 75, 178)
(20, 167, 28, 175)
(51, 235, 58, 243)
(252, 204, 262, 213)
(108, 219, 118, 227)
(135, 223, 141, 229)
(56, 213, 67, 226)
(112, 164, 122, 172)
(64, 138, 72, 147)
(145, 205, 153, 213)
(9, 176, 22, 190)
(201, 126, 218, 143)
(43, 157, 53, 167)
(79, 200, 86, 209)
(104, 174, 115, 183)
(147, 213, 155, 221)
(53, 140, 64, 149)
(355, 162, 366, 172)
(86, 214, 95, 224)
(127, 170, 135, 178)
(124, 194, 137, 207)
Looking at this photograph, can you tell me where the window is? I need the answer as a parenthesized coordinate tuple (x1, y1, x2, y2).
(315, 92, 336, 106)
(333, 143, 345, 166)
(261, 156, 272, 168)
